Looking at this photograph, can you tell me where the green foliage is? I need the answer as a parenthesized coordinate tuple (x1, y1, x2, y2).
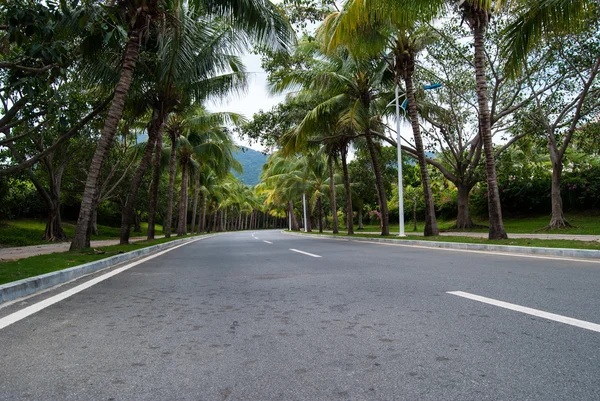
(232, 147, 268, 186)
(0, 234, 199, 285)
(0, 219, 164, 247)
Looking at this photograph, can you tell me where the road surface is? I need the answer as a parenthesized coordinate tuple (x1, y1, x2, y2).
(1, 231, 599, 400)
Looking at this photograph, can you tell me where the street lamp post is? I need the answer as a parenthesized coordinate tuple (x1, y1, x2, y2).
(302, 193, 308, 232)
(395, 82, 406, 237)
(392, 81, 442, 237)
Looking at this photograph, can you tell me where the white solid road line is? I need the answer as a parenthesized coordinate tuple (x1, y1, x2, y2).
(263, 240, 273, 244)
(0, 237, 206, 331)
(448, 291, 600, 333)
(290, 248, 322, 258)
(361, 240, 600, 265)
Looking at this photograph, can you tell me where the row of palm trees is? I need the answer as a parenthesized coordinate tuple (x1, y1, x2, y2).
(258, 150, 338, 233)
(68, 0, 294, 249)
(258, 0, 597, 240)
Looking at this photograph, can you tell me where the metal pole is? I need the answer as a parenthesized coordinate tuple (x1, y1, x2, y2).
(288, 205, 292, 230)
(395, 82, 406, 237)
(302, 193, 308, 233)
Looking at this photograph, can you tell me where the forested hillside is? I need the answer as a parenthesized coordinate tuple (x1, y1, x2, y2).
(233, 148, 268, 186)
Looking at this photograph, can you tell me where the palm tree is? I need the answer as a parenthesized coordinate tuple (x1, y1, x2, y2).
(273, 41, 395, 235)
(323, 7, 440, 236)
(173, 107, 243, 236)
(71, 0, 294, 249)
(502, 0, 596, 74)
(71, 0, 155, 250)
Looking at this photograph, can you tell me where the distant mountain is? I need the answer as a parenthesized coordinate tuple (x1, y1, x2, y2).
(233, 147, 268, 186)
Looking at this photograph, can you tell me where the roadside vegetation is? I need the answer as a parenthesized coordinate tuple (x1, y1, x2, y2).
(0, 0, 598, 263)
(0, 234, 207, 285)
(295, 231, 600, 252)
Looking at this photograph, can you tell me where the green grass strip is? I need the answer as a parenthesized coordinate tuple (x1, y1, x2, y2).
(293, 231, 600, 251)
(0, 234, 204, 286)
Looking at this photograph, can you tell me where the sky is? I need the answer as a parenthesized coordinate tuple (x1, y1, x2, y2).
(206, 53, 286, 153)
(205, 52, 416, 156)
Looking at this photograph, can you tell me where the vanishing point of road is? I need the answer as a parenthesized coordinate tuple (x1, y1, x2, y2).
(1, 231, 599, 400)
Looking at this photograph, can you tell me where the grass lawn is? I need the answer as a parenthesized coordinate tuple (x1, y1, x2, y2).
(296, 231, 600, 251)
(0, 219, 164, 247)
(354, 212, 600, 235)
(0, 234, 202, 285)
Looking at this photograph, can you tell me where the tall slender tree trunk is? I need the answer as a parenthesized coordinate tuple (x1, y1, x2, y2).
(288, 200, 299, 231)
(358, 208, 364, 230)
(473, 20, 507, 240)
(412, 199, 418, 232)
(317, 196, 323, 233)
(71, 27, 142, 250)
(404, 75, 439, 236)
(91, 208, 98, 236)
(365, 134, 390, 235)
(328, 156, 339, 234)
(165, 131, 178, 238)
(177, 158, 189, 235)
(133, 210, 141, 233)
(305, 198, 312, 232)
(147, 130, 163, 240)
(191, 170, 200, 234)
(341, 145, 354, 235)
(200, 195, 207, 232)
(119, 110, 162, 245)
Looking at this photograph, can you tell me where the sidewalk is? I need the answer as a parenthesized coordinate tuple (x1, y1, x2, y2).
(324, 230, 600, 241)
(0, 236, 165, 262)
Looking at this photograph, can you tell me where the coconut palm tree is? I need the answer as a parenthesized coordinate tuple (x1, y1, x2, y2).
(502, 0, 596, 74)
(120, 6, 249, 244)
(326, 0, 513, 238)
(272, 41, 395, 235)
(71, 0, 294, 249)
(173, 108, 243, 236)
(322, 8, 441, 236)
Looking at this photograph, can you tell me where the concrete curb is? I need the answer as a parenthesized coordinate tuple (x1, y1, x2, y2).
(283, 231, 600, 260)
(0, 235, 218, 305)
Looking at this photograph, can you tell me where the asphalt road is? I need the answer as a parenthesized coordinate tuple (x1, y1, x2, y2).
(1, 231, 599, 400)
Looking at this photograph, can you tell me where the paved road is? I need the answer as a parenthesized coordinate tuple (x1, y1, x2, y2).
(1, 231, 599, 400)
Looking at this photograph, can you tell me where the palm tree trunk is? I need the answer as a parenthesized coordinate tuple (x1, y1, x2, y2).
(317, 196, 323, 233)
(91, 208, 98, 236)
(200, 194, 207, 232)
(147, 130, 163, 240)
(341, 145, 354, 235)
(119, 119, 160, 245)
(473, 22, 507, 240)
(328, 156, 339, 234)
(71, 28, 141, 250)
(404, 75, 439, 236)
(165, 131, 177, 238)
(191, 170, 200, 234)
(358, 208, 364, 230)
(365, 134, 390, 235)
(177, 158, 189, 235)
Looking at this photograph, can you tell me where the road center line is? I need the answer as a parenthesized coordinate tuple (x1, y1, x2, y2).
(0, 237, 207, 331)
(263, 240, 273, 244)
(448, 291, 600, 333)
(290, 248, 322, 258)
